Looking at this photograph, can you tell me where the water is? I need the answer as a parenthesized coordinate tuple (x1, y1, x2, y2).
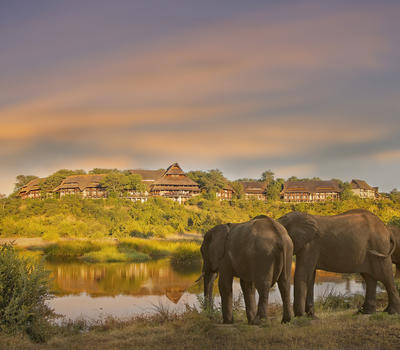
(46, 259, 372, 321)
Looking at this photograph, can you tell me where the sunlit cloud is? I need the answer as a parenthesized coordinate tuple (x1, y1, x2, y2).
(0, 1, 400, 193)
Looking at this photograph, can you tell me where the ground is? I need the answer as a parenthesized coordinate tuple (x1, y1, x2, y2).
(2, 308, 400, 350)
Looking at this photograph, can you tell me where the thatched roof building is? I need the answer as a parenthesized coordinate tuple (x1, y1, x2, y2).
(282, 180, 341, 202)
(150, 163, 200, 202)
(238, 181, 267, 201)
(53, 174, 107, 198)
(19, 178, 43, 199)
(350, 179, 377, 199)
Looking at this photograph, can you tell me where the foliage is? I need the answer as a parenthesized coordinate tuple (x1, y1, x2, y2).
(0, 244, 55, 342)
(187, 169, 229, 197)
(40, 169, 86, 194)
(339, 182, 355, 200)
(81, 245, 150, 263)
(100, 171, 146, 197)
(390, 189, 400, 203)
(1, 195, 400, 241)
(14, 175, 39, 193)
(43, 241, 103, 261)
(170, 242, 202, 265)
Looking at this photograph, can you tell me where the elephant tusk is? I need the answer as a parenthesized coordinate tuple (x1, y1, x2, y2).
(194, 273, 204, 283)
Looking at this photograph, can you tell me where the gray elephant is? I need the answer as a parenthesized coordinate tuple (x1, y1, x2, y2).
(200, 215, 293, 324)
(278, 209, 400, 317)
(388, 224, 400, 276)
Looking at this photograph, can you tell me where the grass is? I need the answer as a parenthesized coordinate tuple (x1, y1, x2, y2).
(170, 242, 202, 265)
(2, 305, 400, 349)
(29, 237, 201, 263)
(81, 245, 150, 263)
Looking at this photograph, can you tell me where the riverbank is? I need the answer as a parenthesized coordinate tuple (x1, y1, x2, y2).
(2, 307, 400, 350)
(5, 236, 202, 264)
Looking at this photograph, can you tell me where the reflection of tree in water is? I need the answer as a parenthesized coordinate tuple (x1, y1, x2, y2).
(170, 259, 202, 276)
(47, 259, 201, 298)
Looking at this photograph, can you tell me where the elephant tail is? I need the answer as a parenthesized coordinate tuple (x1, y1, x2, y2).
(368, 236, 396, 258)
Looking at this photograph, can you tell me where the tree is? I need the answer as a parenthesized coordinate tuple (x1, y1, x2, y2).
(340, 182, 355, 200)
(266, 178, 285, 201)
(89, 168, 117, 174)
(100, 171, 146, 197)
(100, 171, 126, 196)
(231, 181, 245, 199)
(261, 170, 275, 186)
(390, 189, 400, 203)
(187, 169, 228, 195)
(14, 175, 39, 192)
(41, 169, 86, 193)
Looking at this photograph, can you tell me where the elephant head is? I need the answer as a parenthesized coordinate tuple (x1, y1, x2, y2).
(200, 224, 230, 308)
(278, 211, 320, 254)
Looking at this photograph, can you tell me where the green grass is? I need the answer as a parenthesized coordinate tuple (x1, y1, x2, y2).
(43, 241, 104, 261)
(81, 245, 150, 263)
(2, 307, 400, 349)
(170, 242, 201, 265)
(32, 238, 201, 263)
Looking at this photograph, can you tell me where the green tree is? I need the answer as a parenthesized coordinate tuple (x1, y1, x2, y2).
(14, 175, 38, 192)
(340, 182, 355, 200)
(261, 170, 275, 186)
(266, 178, 285, 200)
(390, 189, 400, 203)
(231, 181, 245, 199)
(187, 169, 228, 195)
(89, 168, 117, 174)
(41, 169, 86, 193)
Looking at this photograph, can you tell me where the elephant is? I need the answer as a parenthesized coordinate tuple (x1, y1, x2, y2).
(388, 224, 400, 276)
(200, 215, 293, 324)
(278, 209, 400, 317)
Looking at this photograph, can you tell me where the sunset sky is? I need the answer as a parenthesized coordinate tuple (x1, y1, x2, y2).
(1, 0, 400, 194)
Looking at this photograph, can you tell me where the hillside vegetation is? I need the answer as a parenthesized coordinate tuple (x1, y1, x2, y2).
(0, 196, 399, 240)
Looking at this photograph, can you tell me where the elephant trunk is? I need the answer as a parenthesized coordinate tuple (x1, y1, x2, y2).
(203, 272, 217, 309)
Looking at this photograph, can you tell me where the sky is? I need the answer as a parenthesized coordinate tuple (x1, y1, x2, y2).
(1, 0, 400, 194)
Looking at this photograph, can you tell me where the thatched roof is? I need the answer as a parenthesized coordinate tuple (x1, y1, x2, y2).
(53, 174, 106, 192)
(129, 169, 164, 181)
(351, 179, 374, 191)
(238, 181, 267, 194)
(19, 178, 43, 194)
(283, 180, 341, 194)
(151, 163, 200, 190)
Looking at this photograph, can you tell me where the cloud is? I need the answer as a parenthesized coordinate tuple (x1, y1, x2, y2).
(372, 149, 400, 161)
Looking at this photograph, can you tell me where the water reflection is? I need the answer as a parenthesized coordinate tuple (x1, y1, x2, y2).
(46, 260, 368, 320)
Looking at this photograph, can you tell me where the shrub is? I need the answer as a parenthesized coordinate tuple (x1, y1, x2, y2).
(0, 244, 55, 342)
(43, 241, 102, 261)
(81, 245, 150, 263)
(170, 242, 201, 265)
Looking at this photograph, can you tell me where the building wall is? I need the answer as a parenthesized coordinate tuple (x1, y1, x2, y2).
(351, 188, 375, 199)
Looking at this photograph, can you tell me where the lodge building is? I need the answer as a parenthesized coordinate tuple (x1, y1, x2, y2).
(149, 163, 200, 203)
(282, 180, 341, 202)
(53, 174, 107, 198)
(350, 179, 378, 199)
(216, 183, 235, 200)
(19, 178, 44, 199)
(239, 181, 267, 201)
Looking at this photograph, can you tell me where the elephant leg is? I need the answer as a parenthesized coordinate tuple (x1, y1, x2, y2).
(395, 265, 400, 279)
(240, 279, 257, 324)
(360, 273, 377, 314)
(294, 252, 317, 317)
(218, 272, 234, 323)
(254, 281, 271, 324)
(377, 260, 400, 314)
(277, 271, 292, 323)
(305, 270, 316, 317)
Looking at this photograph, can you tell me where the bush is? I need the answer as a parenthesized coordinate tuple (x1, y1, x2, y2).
(0, 244, 55, 342)
(81, 245, 150, 263)
(43, 241, 103, 261)
(170, 242, 201, 265)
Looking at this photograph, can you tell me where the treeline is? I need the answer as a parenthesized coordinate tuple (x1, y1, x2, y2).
(7, 168, 400, 201)
(0, 195, 399, 239)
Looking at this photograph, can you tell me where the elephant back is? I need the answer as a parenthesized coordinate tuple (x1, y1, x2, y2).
(278, 211, 320, 254)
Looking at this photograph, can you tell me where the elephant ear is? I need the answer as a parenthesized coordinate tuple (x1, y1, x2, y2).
(278, 211, 320, 254)
(203, 224, 230, 272)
